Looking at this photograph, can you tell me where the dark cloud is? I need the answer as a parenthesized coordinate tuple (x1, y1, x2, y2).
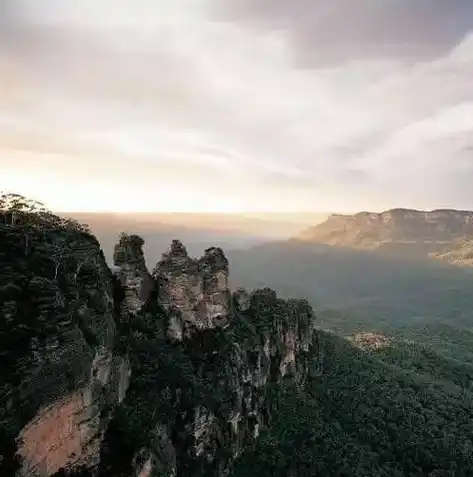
(218, 0, 473, 65)
(0, 0, 19, 38)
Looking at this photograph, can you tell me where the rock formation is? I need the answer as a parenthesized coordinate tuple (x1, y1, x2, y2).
(153, 240, 231, 340)
(112, 233, 153, 317)
(0, 206, 317, 477)
(118, 285, 316, 477)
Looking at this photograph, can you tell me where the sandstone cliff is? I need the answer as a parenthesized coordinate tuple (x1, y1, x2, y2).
(0, 208, 130, 477)
(296, 208, 473, 257)
(0, 200, 318, 477)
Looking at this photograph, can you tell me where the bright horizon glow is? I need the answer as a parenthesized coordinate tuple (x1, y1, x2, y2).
(1, 160, 336, 214)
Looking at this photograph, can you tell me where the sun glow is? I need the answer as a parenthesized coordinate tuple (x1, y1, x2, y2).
(1, 154, 255, 213)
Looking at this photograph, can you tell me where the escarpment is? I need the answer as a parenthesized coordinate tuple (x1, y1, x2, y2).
(0, 208, 131, 477)
(0, 202, 317, 477)
(296, 208, 473, 257)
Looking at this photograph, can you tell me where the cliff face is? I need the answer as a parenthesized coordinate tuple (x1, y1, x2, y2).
(0, 214, 131, 477)
(0, 204, 317, 477)
(297, 208, 473, 256)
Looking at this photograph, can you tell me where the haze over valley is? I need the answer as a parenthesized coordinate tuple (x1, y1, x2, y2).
(62, 211, 329, 265)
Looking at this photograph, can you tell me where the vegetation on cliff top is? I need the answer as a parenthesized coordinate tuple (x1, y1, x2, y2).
(0, 193, 105, 476)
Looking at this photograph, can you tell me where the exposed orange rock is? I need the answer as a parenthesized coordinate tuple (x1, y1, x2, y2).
(18, 391, 95, 476)
(348, 332, 391, 350)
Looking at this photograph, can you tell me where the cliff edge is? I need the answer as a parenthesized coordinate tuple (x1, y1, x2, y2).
(0, 195, 317, 477)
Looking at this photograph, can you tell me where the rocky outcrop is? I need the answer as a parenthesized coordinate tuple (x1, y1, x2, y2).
(153, 240, 231, 340)
(296, 208, 473, 256)
(233, 288, 250, 312)
(348, 332, 391, 351)
(0, 201, 316, 477)
(131, 423, 177, 477)
(112, 233, 153, 317)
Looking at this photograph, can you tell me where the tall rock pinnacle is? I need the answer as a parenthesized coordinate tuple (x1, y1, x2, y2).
(113, 233, 152, 317)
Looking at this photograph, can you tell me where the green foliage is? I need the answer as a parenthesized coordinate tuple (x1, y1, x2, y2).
(370, 338, 473, 390)
(114, 233, 146, 267)
(101, 286, 311, 476)
(101, 308, 222, 476)
(231, 331, 473, 477)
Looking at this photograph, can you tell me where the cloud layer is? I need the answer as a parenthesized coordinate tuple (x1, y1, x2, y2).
(1, 1, 473, 212)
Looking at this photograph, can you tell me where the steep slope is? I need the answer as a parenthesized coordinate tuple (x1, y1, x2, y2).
(4, 195, 473, 477)
(231, 331, 473, 477)
(0, 198, 131, 476)
(296, 208, 473, 257)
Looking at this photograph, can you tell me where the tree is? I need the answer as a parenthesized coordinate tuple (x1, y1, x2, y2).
(44, 235, 70, 280)
(0, 193, 49, 255)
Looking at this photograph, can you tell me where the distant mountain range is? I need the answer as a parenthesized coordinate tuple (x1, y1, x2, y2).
(295, 208, 473, 263)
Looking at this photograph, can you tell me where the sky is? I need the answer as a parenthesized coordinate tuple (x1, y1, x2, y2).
(1, 1, 473, 213)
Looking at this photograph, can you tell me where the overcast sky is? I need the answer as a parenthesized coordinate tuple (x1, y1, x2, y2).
(1, 1, 473, 212)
